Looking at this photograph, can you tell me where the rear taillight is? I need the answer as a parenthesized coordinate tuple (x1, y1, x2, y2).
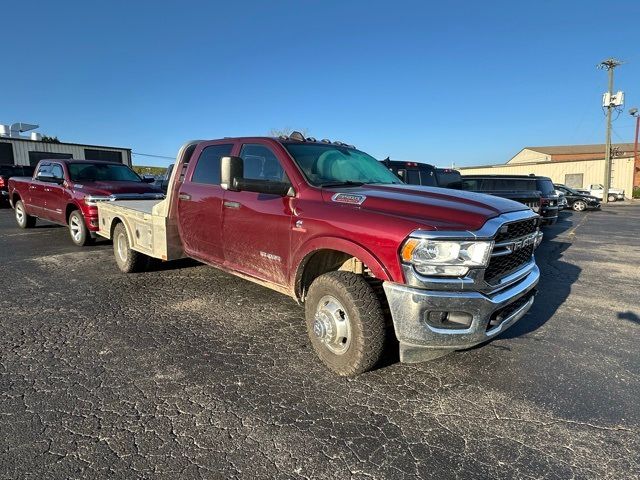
(0, 177, 5, 188)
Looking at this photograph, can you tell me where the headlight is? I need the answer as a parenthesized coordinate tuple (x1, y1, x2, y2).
(400, 239, 493, 277)
(84, 195, 113, 206)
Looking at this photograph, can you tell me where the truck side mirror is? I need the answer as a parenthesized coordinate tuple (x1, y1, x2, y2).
(220, 156, 243, 191)
(37, 173, 64, 185)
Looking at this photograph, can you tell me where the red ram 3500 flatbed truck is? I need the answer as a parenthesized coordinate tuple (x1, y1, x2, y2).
(96, 133, 543, 376)
(8, 159, 163, 246)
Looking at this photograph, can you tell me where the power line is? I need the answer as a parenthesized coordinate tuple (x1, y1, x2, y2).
(132, 152, 174, 160)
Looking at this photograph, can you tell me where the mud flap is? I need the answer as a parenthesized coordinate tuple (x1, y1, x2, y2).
(399, 343, 452, 363)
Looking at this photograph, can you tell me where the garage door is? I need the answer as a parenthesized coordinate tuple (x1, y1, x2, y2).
(564, 173, 583, 188)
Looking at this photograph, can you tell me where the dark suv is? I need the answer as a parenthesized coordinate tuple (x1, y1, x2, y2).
(461, 175, 559, 225)
(382, 160, 544, 218)
(381, 160, 460, 187)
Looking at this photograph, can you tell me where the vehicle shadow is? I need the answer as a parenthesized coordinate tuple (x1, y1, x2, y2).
(617, 311, 640, 325)
(147, 257, 202, 272)
(499, 238, 580, 339)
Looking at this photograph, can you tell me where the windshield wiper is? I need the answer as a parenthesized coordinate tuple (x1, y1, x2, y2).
(318, 181, 365, 188)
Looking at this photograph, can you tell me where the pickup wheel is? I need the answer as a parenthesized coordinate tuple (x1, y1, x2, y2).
(113, 222, 147, 273)
(607, 194, 617, 202)
(15, 200, 36, 228)
(572, 200, 586, 212)
(68, 210, 93, 247)
(305, 271, 386, 376)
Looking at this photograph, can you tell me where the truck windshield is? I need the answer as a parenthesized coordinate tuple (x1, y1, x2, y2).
(68, 163, 142, 182)
(284, 143, 402, 187)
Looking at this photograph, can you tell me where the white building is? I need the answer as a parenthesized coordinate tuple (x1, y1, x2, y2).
(459, 143, 638, 196)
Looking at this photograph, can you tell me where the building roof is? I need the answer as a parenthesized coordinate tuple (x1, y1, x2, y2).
(524, 143, 635, 156)
(0, 136, 131, 151)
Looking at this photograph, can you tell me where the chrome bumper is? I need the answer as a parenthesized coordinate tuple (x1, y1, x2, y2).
(383, 264, 540, 363)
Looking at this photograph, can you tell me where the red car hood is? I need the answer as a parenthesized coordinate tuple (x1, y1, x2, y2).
(72, 181, 161, 196)
(322, 184, 530, 231)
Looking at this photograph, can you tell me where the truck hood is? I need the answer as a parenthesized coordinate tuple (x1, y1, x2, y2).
(322, 184, 530, 231)
(72, 181, 161, 196)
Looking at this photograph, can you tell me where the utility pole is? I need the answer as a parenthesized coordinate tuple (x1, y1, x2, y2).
(598, 58, 622, 203)
(630, 108, 640, 190)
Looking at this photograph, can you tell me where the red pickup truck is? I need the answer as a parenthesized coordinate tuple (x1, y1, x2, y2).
(8, 159, 163, 245)
(96, 133, 543, 375)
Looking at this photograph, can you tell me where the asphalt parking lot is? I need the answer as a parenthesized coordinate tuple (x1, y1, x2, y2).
(1, 204, 639, 479)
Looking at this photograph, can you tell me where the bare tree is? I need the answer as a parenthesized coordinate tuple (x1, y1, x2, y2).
(268, 127, 311, 138)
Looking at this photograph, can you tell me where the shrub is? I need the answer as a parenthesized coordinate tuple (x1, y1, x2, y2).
(633, 186, 640, 199)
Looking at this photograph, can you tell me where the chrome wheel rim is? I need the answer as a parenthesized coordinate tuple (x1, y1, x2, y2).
(116, 232, 128, 263)
(313, 295, 351, 355)
(574, 201, 585, 211)
(15, 204, 24, 225)
(70, 215, 82, 242)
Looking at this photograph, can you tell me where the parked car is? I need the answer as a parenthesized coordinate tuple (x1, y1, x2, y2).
(8, 159, 164, 246)
(95, 134, 543, 376)
(460, 175, 558, 225)
(381, 160, 543, 214)
(554, 184, 601, 212)
(580, 184, 625, 202)
(557, 192, 568, 210)
(0, 165, 34, 206)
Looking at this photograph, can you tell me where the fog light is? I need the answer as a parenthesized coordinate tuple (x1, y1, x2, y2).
(425, 311, 473, 330)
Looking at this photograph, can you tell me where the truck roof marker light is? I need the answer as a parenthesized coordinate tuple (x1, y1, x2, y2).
(289, 131, 306, 142)
(401, 239, 419, 262)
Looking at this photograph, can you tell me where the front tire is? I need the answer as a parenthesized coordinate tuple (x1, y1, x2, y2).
(15, 200, 36, 228)
(113, 222, 148, 273)
(305, 271, 386, 376)
(68, 210, 93, 246)
(607, 194, 617, 202)
(572, 200, 586, 212)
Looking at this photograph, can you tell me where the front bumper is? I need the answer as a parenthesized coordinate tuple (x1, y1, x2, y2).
(383, 264, 540, 363)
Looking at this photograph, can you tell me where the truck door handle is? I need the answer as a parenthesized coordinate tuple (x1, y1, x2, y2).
(223, 201, 241, 209)
(178, 193, 192, 201)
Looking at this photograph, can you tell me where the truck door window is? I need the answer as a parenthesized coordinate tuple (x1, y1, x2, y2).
(51, 164, 64, 179)
(191, 144, 233, 185)
(35, 164, 52, 177)
(240, 144, 288, 183)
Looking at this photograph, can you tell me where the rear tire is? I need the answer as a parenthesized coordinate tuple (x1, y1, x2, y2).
(15, 200, 36, 228)
(572, 200, 586, 212)
(68, 210, 93, 246)
(607, 194, 617, 202)
(113, 222, 148, 273)
(305, 271, 386, 376)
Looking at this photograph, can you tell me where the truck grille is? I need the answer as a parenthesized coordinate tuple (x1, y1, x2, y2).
(493, 218, 538, 243)
(486, 218, 538, 284)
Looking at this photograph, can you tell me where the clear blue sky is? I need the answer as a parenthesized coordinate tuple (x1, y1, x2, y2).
(3, 1, 639, 167)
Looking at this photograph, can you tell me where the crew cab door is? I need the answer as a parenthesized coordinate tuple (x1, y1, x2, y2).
(40, 163, 67, 223)
(176, 142, 234, 264)
(221, 142, 294, 287)
(27, 162, 51, 216)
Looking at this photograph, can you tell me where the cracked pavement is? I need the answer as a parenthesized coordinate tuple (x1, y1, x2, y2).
(0, 205, 638, 479)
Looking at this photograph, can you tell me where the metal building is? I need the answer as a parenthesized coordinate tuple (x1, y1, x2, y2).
(459, 143, 638, 197)
(0, 123, 132, 167)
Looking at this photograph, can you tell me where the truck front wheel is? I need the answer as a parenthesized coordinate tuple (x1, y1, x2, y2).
(68, 210, 93, 246)
(305, 271, 386, 376)
(113, 222, 148, 273)
(15, 200, 36, 228)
